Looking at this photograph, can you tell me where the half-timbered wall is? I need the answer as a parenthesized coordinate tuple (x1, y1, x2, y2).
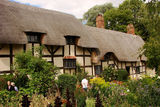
(0, 43, 153, 79)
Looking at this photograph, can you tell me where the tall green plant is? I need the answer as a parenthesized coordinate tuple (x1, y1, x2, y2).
(13, 47, 58, 96)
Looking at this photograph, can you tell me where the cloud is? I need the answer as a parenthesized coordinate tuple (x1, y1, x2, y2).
(11, 0, 124, 18)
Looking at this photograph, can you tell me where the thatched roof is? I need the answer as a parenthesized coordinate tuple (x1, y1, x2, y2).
(85, 26, 146, 61)
(0, 0, 146, 61)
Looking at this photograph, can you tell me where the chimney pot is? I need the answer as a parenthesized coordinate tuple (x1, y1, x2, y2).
(96, 14, 105, 28)
(127, 24, 135, 35)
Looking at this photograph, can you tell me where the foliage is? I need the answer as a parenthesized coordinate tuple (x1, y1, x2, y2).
(117, 69, 129, 81)
(95, 93, 103, 107)
(105, 0, 150, 40)
(83, 3, 113, 26)
(104, 8, 133, 33)
(74, 86, 87, 107)
(142, 0, 160, 75)
(75, 64, 88, 83)
(0, 90, 21, 106)
(101, 66, 118, 82)
(14, 48, 58, 96)
(57, 74, 77, 97)
(125, 76, 160, 106)
(0, 74, 14, 91)
(86, 98, 95, 107)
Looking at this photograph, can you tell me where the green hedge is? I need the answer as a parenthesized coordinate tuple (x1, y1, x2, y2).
(117, 69, 128, 81)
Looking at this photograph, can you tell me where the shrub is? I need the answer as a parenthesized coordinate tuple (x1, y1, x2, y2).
(86, 98, 95, 107)
(0, 74, 15, 91)
(14, 48, 58, 96)
(75, 64, 88, 83)
(125, 76, 160, 106)
(57, 74, 77, 97)
(117, 69, 128, 81)
(101, 66, 118, 82)
(0, 90, 20, 106)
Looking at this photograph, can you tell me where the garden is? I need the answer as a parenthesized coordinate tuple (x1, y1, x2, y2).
(0, 49, 160, 107)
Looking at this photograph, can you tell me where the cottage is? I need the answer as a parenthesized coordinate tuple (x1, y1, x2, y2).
(0, 0, 154, 78)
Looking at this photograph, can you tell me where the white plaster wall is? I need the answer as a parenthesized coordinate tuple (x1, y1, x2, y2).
(102, 62, 108, 69)
(0, 58, 10, 71)
(85, 57, 91, 66)
(13, 45, 23, 55)
(76, 46, 83, 55)
(54, 57, 63, 67)
(122, 63, 126, 69)
(54, 47, 62, 55)
(76, 57, 83, 66)
(64, 45, 69, 56)
(109, 61, 114, 64)
(42, 47, 50, 55)
(85, 67, 92, 75)
(26, 44, 32, 51)
(70, 45, 75, 56)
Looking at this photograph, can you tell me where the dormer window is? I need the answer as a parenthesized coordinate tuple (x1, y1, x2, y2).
(26, 32, 42, 43)
(65, 36, 79, 45)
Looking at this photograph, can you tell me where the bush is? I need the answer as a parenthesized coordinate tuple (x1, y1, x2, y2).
(117, 69, 128, 81)
(0, 74, 15, 91)
(0, 90, 20, 106)
(14, 49, 58, 96)
(86, 98, 95, 107)
(101, 66, 118, 82)
(57, 74, 77, 97)
(125, 76, 160, 106)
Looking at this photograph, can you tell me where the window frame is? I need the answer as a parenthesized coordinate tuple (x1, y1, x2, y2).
(26, 32, 42, 43)
(63, 59, 76, 69)
(94, 65, 102, 75)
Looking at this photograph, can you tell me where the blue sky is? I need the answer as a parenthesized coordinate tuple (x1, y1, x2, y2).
(9, 0, 125, 18)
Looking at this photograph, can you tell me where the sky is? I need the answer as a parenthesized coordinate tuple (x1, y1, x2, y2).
(10, 0, 125, 18)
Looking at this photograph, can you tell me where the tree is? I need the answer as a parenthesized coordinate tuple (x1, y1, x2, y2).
(104, 8, 133, 33)
(142, 0, 160, 75)
(83, 3, 113, 27)
(104, 0, 150, 40)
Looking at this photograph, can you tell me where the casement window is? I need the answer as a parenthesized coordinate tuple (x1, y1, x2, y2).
(63, 59, 76, 68)
(95, 65, 102, 75)
(26, 32, 41, 43)
(65, 36, 79, 45)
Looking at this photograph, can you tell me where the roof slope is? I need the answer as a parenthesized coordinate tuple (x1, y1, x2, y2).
(0, 0, 146, 61)
(85, 26, 146, 61)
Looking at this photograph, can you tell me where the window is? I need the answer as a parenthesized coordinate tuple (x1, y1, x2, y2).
(95, 65, 102, 75)
(64, 59, 76, 68)
(65, 36, 79, 45)
(26, 32, 41, 43)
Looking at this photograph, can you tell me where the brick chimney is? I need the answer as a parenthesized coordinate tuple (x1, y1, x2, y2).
(127, 24, 135, 35)
(96, 14, 105, 28)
